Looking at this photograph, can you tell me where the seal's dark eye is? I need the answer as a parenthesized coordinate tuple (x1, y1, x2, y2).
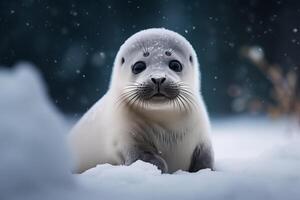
(169, 60, 183, 72)
(132, 61, 146, 74)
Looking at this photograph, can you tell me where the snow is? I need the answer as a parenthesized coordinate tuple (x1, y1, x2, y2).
(0, 63, 300, 200)
(0, 63, 98, 200)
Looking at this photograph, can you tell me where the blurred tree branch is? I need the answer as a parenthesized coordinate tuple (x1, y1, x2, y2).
(241, 46, 300, 125)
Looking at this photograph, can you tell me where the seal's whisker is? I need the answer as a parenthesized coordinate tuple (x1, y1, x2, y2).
(116, 89, 139, 109)
(180, 89, 195, 98)
(175, 97, 182, 112)
(126, 92, 140, 108)
(178, 94, 189, 112)
(179, 90, 197, 109)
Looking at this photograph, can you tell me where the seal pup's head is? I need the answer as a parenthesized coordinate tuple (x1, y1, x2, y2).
(111, 28, 201, 114)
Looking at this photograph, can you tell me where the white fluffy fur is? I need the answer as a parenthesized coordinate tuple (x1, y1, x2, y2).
(68, 28, 212, 173)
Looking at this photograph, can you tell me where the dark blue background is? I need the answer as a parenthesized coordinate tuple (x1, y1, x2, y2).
(1, 0, 299, 116)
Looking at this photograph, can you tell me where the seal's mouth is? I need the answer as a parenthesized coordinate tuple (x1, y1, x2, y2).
(152, 93, 166, 98)
(150, 92, 171, 100)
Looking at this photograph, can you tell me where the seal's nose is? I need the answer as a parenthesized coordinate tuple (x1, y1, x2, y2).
(151, 77, 166, 85)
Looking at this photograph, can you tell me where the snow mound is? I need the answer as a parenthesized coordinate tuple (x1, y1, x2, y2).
(0, 63, 300, 200)
(80, 152, 300, 200)
(0, 63, 97, 200)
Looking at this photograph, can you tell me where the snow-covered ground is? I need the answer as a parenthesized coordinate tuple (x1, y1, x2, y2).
(1, 63, 299, 200)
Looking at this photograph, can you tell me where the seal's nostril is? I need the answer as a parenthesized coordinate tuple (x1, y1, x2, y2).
(151, 78, 157, 84)
(151, 77, 166, 85)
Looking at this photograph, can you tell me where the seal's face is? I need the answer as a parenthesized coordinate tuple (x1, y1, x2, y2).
(112, 28, 200, 112)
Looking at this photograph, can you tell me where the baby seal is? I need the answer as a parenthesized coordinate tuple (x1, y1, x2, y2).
(68, 28, 214, 173)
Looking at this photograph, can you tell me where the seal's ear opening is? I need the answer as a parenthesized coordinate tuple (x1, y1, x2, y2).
(121, 57, 125, 65)
(189, 55, 193, 64)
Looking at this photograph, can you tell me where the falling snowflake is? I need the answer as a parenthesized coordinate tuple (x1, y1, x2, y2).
(293, 28, 298, 33)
